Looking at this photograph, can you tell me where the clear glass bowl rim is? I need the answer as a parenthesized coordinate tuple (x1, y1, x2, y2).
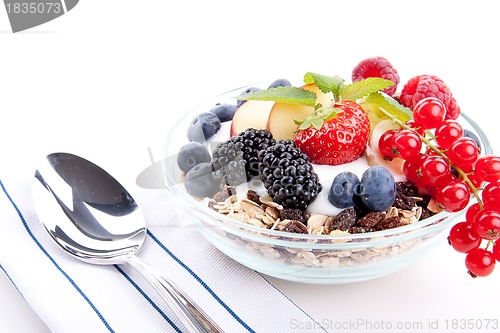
(162, 84, 493, 244)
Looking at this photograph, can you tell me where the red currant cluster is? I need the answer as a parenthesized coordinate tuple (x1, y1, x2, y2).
(377, 97, 500, 278)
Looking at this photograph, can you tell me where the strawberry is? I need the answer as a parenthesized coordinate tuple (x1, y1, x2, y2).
(293, 100, 370, 165)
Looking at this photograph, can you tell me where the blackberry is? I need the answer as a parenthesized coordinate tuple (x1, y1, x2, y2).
(259, 140, 322, 210)
(212, 128, 275, 186)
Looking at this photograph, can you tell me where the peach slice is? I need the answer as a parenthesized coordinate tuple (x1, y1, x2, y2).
(229, 100, 275, 137)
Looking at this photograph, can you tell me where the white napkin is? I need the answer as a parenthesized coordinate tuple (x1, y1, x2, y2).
(0, 162, 327, 333)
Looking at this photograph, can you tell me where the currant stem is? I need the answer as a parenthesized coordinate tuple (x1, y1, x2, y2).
(378, 107, 484, 209)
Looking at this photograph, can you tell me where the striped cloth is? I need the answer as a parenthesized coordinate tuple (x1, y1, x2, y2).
(0, 167, 327, 333)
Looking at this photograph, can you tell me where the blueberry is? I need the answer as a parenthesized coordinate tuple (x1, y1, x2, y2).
(328, 172, 360, 208)
(237, 87, 261, 107)
(463, 129, 482, 153)
(358, 166, 397, 212)
(209, 103, 238, 122)
(187, 112, 221, 143)
(177, 142, 211, 173)
(268, 79, 292, 89)
(184, 162, 221, 197)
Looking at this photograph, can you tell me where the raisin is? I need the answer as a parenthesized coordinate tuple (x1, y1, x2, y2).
(328, 208, 357, 231)
(420, 207, 432, 220)
(394, 192, 415, 210)
(417, 194, 432, 209)
(375, 215, 402, 231)
(348, 226, 377, 234)
(280, 208, 307, 224)
(246, 190, 261, 205)
(356, 211, 386, 228)
(213, 186, 236, 203)
(353, 197, 370, 220)
(283, 220, 308, 234)
(396, 181, 419, 197)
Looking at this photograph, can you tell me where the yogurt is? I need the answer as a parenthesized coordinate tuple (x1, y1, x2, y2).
(207, 121, 404, 216)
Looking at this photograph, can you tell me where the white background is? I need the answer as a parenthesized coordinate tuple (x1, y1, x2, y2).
(1, 0, 500, 332)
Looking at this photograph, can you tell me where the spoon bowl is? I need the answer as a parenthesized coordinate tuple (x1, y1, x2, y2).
(33, 153, 146, 264)
(33, 152, 222, 333)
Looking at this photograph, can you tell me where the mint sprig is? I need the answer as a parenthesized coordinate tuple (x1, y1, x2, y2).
(294, 104, 341, 130)
(303, 72, 345, 101)
(236, 86, 316, 106)
(235, 73, 398, 110)
(363, 92, 412, 122)
(340, 78, 394, 101)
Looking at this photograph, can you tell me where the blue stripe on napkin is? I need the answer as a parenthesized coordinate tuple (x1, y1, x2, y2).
(148, 230, 256, 333)
(2, 178, 326, 333)
(114, 265, 182, 332)
(0, 263, 21, 296)
(0, 179, 116, 333)
(2, 178, 254, 332)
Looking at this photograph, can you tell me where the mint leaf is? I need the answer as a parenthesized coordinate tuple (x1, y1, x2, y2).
(236, 86, 317, 106)
(303, 72, 345, 97)
(363, 92, 412, 122)
(296, 106, 340, 130)
(340, 78, 394, 101)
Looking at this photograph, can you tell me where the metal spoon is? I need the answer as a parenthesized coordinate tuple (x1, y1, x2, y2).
(32, 152, 222, 333)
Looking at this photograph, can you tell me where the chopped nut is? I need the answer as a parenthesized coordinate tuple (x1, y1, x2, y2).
(307, 214, 329, 235)
(258, 195, 274, 205)
(386, 207, 399, 217)
(427, 198, 443, 214)
(261, 215, 275, 227)
(240, 199, 265, 218)
(265, 206, 280, 220)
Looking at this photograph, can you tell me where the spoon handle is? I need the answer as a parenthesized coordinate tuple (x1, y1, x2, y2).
(124, 255, 223, 333)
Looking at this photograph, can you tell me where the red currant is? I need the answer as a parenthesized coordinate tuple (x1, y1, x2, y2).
(463, 171, 484, 189)
(447, 137, 479, 173)
(420, 155, 451, 186)
(473, 210, 500, 240)
(435, 120, 463, 148)
(378, 129, 399, 159)
(425, 146, 445, 157)
(448, 222, 481, 253)
(475, 155, 500, 183)
(436, 180, 471, 212)
(403, 154, 426, 186)
(493, 240, 500, 262)
(405, 119, 425, 137)
(466, 203, 482, 224)
(412, 97, 447, 129)
(393, 130, 422, 160)
(482, 181, 500, 211)
(465, 248, 496, 277)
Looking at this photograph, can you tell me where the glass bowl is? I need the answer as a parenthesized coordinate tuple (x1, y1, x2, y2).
(162, 84, 492, 284)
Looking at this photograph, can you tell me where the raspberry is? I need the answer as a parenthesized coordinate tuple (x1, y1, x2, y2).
(352, 56, 400, 96)
(400, 75, 460, 120)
